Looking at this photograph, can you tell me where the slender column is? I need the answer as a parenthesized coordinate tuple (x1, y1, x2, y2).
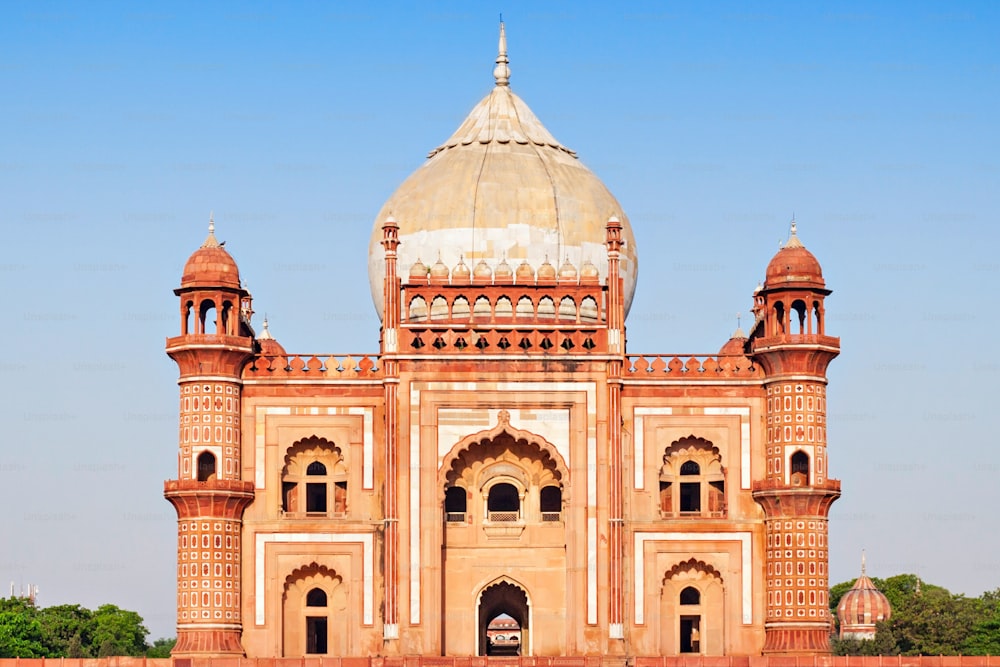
(605, 217, 626, 642)
(380, 219, 401, 642)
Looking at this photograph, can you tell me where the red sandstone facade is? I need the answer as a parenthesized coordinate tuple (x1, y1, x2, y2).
(161, 27, 846, 660)
(165, 215, 841, 658)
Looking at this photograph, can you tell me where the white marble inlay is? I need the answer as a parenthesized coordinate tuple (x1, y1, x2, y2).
(633, 407, 674, 489)
(703, 407, 752, 490)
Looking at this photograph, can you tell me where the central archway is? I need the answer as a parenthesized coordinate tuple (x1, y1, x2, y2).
(477, 579, 530, 656)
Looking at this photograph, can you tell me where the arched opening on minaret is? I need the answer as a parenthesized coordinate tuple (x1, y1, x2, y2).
(182, 300, 193, 335)
(813, 299, 824, 335)
(791, 450, 810, 486)
(196, 451, 216, 482)
(477, 579, 529, 656)
(773, 301, 786, 335)
(221, 300, 234, 335)
(792, 299, 808, 334)
(199, 300, 217, 334)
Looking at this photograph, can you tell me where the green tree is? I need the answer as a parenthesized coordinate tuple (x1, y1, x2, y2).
(146, 637, 176, 658)
(0, 597, 47, 658)
(90, 604, 149, 657)
(36, 604, 93, 657)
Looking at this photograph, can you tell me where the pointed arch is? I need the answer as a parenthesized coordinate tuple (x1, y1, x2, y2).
(475, 575, 531, 656)
(438, 411, 569, 494)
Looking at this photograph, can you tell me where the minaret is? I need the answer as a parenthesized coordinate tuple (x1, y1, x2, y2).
(751, 220, 841, 654)
(164, 217, 256, 657)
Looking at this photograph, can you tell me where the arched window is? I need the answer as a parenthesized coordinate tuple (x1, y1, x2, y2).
(487, 483, 520, 522)
(408, 296, 428, 321)
(197, 451, 216, 482)
(558, 296, 576, 320)
(304, 587, 328, 654)
(430, 296, 449, 320)
(495, 296, 513, 317)
(515, 296, 533, 318)
(452, 296, 471, 319)
(791, 451, 810, 486)
(306, 588, 327, 607)
(182, 301, 193, 335)
(281, 438, 348, 518)
(679, 460, 701, 513)
(660, 437, 726, 518)
(473, 296, 492, 318)
(540, 485, 562, 521)
(445, 486, 468, 522)
(580, 296, 599, 322)
(680, 586, 701, 605)
(537, 296, 555, 319)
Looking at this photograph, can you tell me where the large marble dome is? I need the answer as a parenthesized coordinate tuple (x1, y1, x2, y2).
(368, 24, 638, 319)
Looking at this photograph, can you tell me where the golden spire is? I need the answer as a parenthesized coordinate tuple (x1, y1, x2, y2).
(494, 20, 510, 87)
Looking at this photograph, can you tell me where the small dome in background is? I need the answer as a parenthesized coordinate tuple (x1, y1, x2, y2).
(256, 316, 287, 357)
(837, 553, 892, 640)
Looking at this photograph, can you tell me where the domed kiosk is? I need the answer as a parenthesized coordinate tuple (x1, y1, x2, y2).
(368, 23, 638, 318)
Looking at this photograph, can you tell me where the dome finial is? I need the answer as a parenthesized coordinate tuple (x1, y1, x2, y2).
(494, 20, 510, 87)
(202, 211, 221, 248)
(784, 214, 804, 249)
(861, 549, 867, 576)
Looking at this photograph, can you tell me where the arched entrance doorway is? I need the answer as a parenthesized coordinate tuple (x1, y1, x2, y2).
(477, 580, 529, 656)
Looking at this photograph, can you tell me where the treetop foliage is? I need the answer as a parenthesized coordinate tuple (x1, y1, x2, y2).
(0, 597, 173, 659)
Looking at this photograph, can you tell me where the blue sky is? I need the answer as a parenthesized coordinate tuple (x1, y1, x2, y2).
(1, 1, 998, 640)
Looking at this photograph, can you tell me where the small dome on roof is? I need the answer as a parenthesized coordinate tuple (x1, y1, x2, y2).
(537, 257, 556, 280)
(473, 259, 493, 280)
(181, 217, 241, 290)
(429, 255, 450, 280)
(558, 257, 578, 281)
(495, 257, 514, 281)
(580, 259, 600, 282)
(837, 554, 892, 640)
(409, 259, 428, 280)
(719, 324, 748, 355)
(515, 260, 535, 283)
(452, 256, 471, 282)
(764, 221, 824, 289)
(256, 316, 286, 356)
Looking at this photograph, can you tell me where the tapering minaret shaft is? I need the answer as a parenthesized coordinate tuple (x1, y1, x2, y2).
(166, 218, 255, 657)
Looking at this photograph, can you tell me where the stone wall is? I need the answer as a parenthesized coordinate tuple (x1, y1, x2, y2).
(1, 656, 999, 667)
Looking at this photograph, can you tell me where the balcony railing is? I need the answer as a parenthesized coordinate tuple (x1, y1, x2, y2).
(541, 512, 562, 522)
(659, 509, 727, 519)
(487, 511, 520, 522)
(445, 512, 466, 523)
